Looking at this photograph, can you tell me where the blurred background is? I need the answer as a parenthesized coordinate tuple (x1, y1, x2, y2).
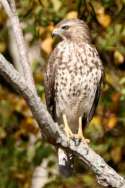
(0, 0, 125, 187)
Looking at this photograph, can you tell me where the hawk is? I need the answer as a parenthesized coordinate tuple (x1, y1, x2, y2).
(44, 18, 104, 176)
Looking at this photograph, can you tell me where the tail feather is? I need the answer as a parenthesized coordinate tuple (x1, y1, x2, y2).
(58, 148, 74, 177)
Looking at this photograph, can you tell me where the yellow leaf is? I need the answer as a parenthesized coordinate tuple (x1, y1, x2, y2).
(22, 118, 39, 135)
(41, 35, 53, 54)
(97, 14, 111, 28)
(26, 117, 33, 124)
(107, 114, 117, 129)
(51, 0, 61, 11)
(91, 116, 101, 126)
(65, 11, 78, 19)
(105, 73, 113, 85)
(93, 2, 111, 27)
(114, 50, 124, 64)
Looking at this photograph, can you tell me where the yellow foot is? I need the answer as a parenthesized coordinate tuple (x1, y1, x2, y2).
(73, 134, 90, 144)
(73, 116, 90, 144)
(63, 114, 73, 139)
(62, 114, 90, 144)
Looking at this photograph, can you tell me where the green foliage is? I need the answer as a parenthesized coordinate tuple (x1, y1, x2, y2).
(0, 0, 125, 187)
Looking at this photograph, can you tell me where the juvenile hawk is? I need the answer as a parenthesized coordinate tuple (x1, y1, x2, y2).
(44, 18, 104, 176)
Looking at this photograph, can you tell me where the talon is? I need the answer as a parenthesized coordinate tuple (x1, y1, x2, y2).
(74, 116, 90, 144)
(62, 115, 90, 144)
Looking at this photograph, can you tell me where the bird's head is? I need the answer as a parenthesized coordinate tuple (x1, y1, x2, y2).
(52, 18, 91, 43)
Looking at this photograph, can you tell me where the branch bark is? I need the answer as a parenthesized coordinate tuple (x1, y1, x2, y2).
(0, 0, 125, 187)
(0, 54, 125, 188)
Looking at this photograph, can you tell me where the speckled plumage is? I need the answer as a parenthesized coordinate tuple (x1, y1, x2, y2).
(44, 19, 103, 133)
(44, 19, 104, 176)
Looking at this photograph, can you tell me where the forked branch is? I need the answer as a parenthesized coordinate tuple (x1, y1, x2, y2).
(0, 0, 125, 187)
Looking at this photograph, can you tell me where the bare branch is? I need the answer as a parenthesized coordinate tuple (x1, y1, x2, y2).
(8, 0, 16, 12)
(0, 0, 36, 93)
(0, 1, 125, 186)
(0, 53, 125, 188)
(0, 54, 61, 140)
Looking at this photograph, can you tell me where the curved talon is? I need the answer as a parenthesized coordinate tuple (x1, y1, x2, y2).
(72, 134, 90, 144)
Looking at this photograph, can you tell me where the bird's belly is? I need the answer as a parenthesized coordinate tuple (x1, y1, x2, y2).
(55, 71, 97, 133)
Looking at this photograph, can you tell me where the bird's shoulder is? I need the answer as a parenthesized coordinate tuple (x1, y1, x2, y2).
(46, 41, 104, 78)
(85, 43, 104, 74)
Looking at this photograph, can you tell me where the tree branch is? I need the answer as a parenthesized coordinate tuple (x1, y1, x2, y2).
(0, 53, 125, 188)
(0, 0, 125, 187)
(0, 0, 36, 93)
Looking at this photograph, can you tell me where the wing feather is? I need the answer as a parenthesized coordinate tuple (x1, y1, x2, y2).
(87, 57, 104, 124)
(87, 75, 103, 124)
(44, 48, 58, 120)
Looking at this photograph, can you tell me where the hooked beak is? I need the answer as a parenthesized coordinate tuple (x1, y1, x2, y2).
(52, 28, 62, 38)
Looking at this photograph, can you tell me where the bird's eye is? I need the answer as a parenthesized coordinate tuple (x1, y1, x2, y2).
(62, 25, 69, 30)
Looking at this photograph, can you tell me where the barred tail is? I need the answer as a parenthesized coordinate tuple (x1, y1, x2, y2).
(58, 148, 74, 177)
